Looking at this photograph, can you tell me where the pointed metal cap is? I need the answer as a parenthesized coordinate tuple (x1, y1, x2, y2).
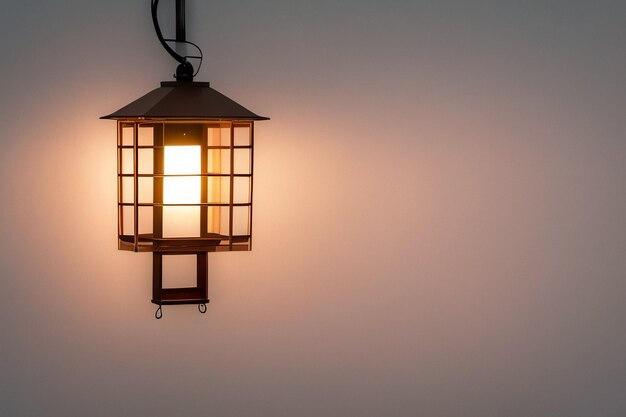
(101, 81, 269, 121)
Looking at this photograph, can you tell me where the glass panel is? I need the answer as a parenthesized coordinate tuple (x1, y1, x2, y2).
(222, 126, 231, 146)
(121, 177, 134, 203)
(207, 125, 231, 147)
(122, 126, 134, 146)
(138, 126, 154, 146)
(121, 149, 134, 174)
(207, 206, 230, 236)
(233, 206, 250, 236)
(138, 206, 153, 235)
(207, 149, 230, 173)
(207, 126, 219, 147)
(234, 125, 250, 146)
(233, 177, 250, 204)
(138, 149, 153, 174)
(138, 177, 154, 204)
(163, 207, 200, 238)
(233, 149, 251, 174)
(122, 205, 134, 236)
(206, 176, 230, 204)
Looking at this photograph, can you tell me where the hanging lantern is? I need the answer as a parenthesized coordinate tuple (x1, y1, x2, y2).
(101, 0, 268, 318)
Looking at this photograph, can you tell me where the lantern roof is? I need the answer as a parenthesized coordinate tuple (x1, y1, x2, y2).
(101, 81, 269, 121)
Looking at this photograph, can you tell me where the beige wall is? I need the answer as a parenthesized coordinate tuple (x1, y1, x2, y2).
(1, 1, 625, 416)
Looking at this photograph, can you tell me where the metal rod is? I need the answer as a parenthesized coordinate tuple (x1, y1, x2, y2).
(176, 0, 186, 42)
(229, 124, 235, 250)
(117, 122, 122, 239)
(249, 123, 255, 250)
(151, 0, 185, 65)
(133, 122, 139, 251)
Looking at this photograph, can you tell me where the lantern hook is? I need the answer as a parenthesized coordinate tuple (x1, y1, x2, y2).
(155, 305, 163, 319)
(151, 0, 203, 81)
(198, 303, 207, 314)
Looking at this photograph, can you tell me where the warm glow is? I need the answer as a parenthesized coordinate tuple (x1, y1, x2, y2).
(163, 145, 201, 237)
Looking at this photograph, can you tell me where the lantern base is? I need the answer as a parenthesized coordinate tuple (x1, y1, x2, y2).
(151, 289, 210, 305)
(151, 252, 209, 307)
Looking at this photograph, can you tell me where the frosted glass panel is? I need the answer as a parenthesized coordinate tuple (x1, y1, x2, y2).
(138, 177, 153, 204)
(121, 149, 134, 174)
(121, 177, 133, 203)
(207, 149, 230, 173)
(138, 149, 153, 174)
(163, 207, 200, 237)
(233, 126, 250, 146)
(207, 206, 229, 235)
(122, 206, 134, 236)
(207, 125, 231, 147)
(233, 149, 251, 174)
(233, 177, 250, 204)
(121, 126, 134, 146)
(138, 126, 153, 146)
(207, 176, 230, 204)
(233, 206, 250, 236)
(138, 207, 153, 235)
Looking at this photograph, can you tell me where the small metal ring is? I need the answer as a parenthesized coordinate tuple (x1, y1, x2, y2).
(155, 305, 163, 319)
(198, 303, 207, 314)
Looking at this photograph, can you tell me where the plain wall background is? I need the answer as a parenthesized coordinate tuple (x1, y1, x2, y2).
(1, 1, 625, 416)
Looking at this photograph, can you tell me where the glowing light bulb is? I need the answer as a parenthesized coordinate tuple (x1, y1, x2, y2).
(163, 145, 201, 237)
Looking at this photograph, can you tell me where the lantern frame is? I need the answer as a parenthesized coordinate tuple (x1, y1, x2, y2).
(116, 120, 256, 254)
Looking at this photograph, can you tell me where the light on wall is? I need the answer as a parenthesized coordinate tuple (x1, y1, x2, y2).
(101, 0, 269, 319)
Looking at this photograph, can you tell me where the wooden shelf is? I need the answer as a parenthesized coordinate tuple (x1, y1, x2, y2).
(152, 287, 209, 305)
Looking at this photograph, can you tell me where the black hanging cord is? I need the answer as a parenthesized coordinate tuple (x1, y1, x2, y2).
(175, 0, 186, 41)
(151, 0, 203, 80)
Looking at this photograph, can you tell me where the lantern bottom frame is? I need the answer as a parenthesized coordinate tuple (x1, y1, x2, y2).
(119, 234, 251, 253)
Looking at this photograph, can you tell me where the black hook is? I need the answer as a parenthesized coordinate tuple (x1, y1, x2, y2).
(155, 305, 163, 319)
(151, 0, 203, 81)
